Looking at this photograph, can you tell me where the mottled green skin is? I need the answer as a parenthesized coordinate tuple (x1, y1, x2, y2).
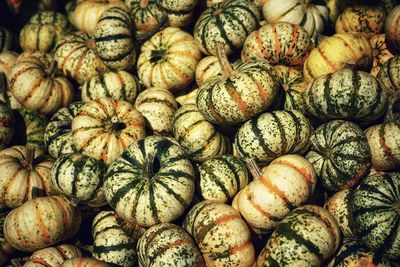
(159, 0, 197, 28)
(0, 27, 13, 52)
(18, 108, 48, 151)
(349, 172, 400, 259)
(126, 0, 165, 36)
(377, 55, 400, 94)
(306, 120, 371, 192)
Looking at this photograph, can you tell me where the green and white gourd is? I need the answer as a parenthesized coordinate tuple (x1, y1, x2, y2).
(18, 108, 48, 151)
(23, 244, 82, 267)
(195, 55, 222, 86)
(158, 0, 197, 28)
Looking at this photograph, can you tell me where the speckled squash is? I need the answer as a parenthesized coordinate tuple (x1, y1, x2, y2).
(0, 212, 14, 266)
(377, 56, 400, 95)
(92, 211, 138, 267)
(104, 136, 195, 227)
(4, 195, 82, 252)
(257, 205, 341, 266)
(385, 5, 400, 54)
(23, 244, 82, 267)
(173, 104, 229, 162)
(72, 97, 146, 165)
(135, 87, 178, 136)
(349, 172, 400, 259)
(183, 200, 255, 266)
(0, 146, 55, 209)
(18, 108, 48, 151)
(0, 51, 18, 78)
(370, 34, 394, 77)
(137, 223, 204, 267)
(304, 69, 388, 122)
(81, 70, 140, 103)
(303, 33, 373, 82)
(44, 101, 83, 159)
(137, 27, 201, 92)
(0, 101, 14, 150)
(159, 0, 197, 28)
(233, 110, 312, 164)
(195, 56, 222, 86)
(175, 88, 198, 106)
(194, 0, 260, 56)
(60, 257, 111, 267)
(199, 154, 248, 203)
(241, 22, 312, 66)
(0, 27, 14, 52)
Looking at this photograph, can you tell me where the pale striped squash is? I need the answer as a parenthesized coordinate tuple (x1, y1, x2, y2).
(60, 257, 111, 267)
(0, 51, 18, 78)
(370, 34, 394, 77)
(175, 88, 198, 106)
(0, 27, 14, 52)
(385, 5, 400, 53)
(377, 56, 400, 95)
(158, 0, 197, 28)
(0, 101, 14, 150)
(195, 56, 222, 86)
(18, 108, 48, 151)
(23, 244, 82, 267)
(0, 212, 14, 266)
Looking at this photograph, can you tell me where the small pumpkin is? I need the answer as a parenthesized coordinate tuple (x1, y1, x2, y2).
(377, 55, 400, 95)
(158, 0, 197, 28)
(370, 34, 394, 77)
(17, 108, 48, 151)
(195, 55, 222, 87)
(23, 244, 82, 267)
(0, 100, 14, 150)
(0, 51, 18, 78)
(60, 257, 111, 267)
(0, 27, 14, 52)
(384, 5, 400, 53)
(0, 212, 14, 266)
(175, 88, 198, 106)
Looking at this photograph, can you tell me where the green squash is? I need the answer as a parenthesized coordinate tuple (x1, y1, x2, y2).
(17, 108, 48, 151)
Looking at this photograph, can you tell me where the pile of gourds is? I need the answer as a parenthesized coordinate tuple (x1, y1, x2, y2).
(0, 0, 400, 266)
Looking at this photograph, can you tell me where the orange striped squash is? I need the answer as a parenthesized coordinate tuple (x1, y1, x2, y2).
(23, 244, 82, 267)
(370, 34, 394, 77)
(60, 257, 111, 267)
(384, 5, 400, 53)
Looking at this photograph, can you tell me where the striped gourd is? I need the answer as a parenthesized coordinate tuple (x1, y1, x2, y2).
(0, 212, 14, 266)
(257, 205, 341, 266)
(349, 172, 400, 259)
(0, 101, 14, 150)
(4, 195, 82, 252)
(94, 7, 136, 70)
(23, 244, 82, 267)
(81, 70, 140, 103)
(195, 56, 222, 86)
(370, 34, 394, 77)
(306, 120, 371, 191)
(173, 104, 229, 162)
(0, 51, 18, 78)
(158, 0, 197, 28)
(241, 22, 312, 66)
(72, 97, 146, 165)
(51, 153, 107, 207)
(233, 155, 317, 235)
(385, 5, 400, 53)
(60, 257, 111, 267)
(194, 0, 260, 56)
(175, 88, 198, 106)
(137, 27, 201, 92)
(18, 108, 48, 151)
(104, 136, 195, 227)
(262, 0, 329, 41)
(324, 189, 356, 237)
(304, 69, 389, 122)
(183, 200, 255, 266)
(199, 154, 248, 203)
(377, 56, 400, 95)
(137, 223, 204, 267)
(233, 110, 312, 164)
(92, 211, 138, 267)
(135, 87, 178, 136)
(44, 101, 83, 159)
(0, 146, 55, 209)
(0, 27, 14, 52)
(19, 11, 69, 53)
(54, 31, 109, 85)
(303, 33, 373, 82)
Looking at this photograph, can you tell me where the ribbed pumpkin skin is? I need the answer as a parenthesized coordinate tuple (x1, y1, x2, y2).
(0, 212, 14, 266)
(199, 154, 248, 203)
(0, 146, 55, 209)
(72, 97, 146, 165)
(0, 102, 14, 150)
(0, 27, 13, 52)
(385, 5, 400, 53)
(137, 27, 201, 92)
(135, 87, 178, 136)
(23, 244, 82, 267)
(92, 211, 137, 267)
(241, 22, 312, 66)
(233, 110, 312, 164)
(44, 101, 83, 159)
(304, 69, 388, 122)
(4, 196, 82, 252)
(104, 136, 195, 227)
(377, 56, 400, 94)
(183, 200, 255, 266)
(0, 51, 18, 81)
(370, 34, 394, 77)
(196, 60, 279, 125)
(194, 0, 260, 56)
(159, 0, 197, 28)
(175, 88, 198, 106)
(18, 108, 48, 151)
(349, 172, 400, 259)
(137, 223, 204, 267)
(303, 33, 372, 82)
(125, 0, 165, 36)
(8, 56, 74, 115)
(195, 56, 222, 86)
(233, 154, 317, 235)
(60, 257, 111, 267)
(94, 7, 136, 70)
(257, 205, 341, 266)
(81, 70, 140, 103)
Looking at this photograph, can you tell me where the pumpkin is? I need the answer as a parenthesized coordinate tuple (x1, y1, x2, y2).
(262, 0, 329, 41)
(72, 97, 146, 165)
(137, 27, 201, 92)
(304, 69, 389, 123)
(183, 200, 255, 266)
(173, 104, 229, 162)
(303, 33, 373, 82)
(92, 211, 138, 266)
(241, 22, 312, 66)
(23, 244, 82, 267)
(4, 195, 82, 252)
(175, 88, 198, 106)
(370, 34, 394, 77)
(0, 212, 14, 266)
(19, 11, 69, 53)
(385, 5, 400, 53)
(257, 205, 341, 266)
(18, 108, 48, 151)
(135, 87, 177, 136)
(60, 257, 111, 267)
(233, 110, 312, 164)
(199, 154, 248, 203)
(0, 101, 14, 150)
(195, 56, 222, 87)
(0, 27, 14, 52)
(0, 146, 55, 209)
(137, 223, 204, 266)
(8, 55, 74, 115)
(233, 154, 317, 235)
(0, 51, 18, 78)
(349, 172, 400, 259)
(104, 136, 195, 227)
(377, 56, 400, 95)
(81, 70, 140, 103)
(158, 0, 197, 28)
(194, 0, 260, 56)
(44, 101, 83, 159)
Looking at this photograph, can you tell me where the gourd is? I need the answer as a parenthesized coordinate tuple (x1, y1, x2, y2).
(60, 257, 111, 267)
(0, 100, 14, 150)
(195, 56, 222, 86)
(370, 34, 394, 77)
(377, 56, 400, 95)
(23, 244, 82, 267)
(0, 51, 18, 77)
(175, 88, 198, 106)
(158, 0, 198, 28)
(0, 212, 14, 266)
(17, 108, 48, 151)
(0, 27, 14, 52)
(384, 5, 400, 53)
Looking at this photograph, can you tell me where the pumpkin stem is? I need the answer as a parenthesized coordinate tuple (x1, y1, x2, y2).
(384, 90, 400, 122)
(143, 153, 160, 181)
(216, 42, 234, 78)
(245, 158, 263, 180)
(24, 146, 35, 169)
(115, 214, 146, 240)
(393, 201, 400, 213)
(46, 59, 57, 77)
